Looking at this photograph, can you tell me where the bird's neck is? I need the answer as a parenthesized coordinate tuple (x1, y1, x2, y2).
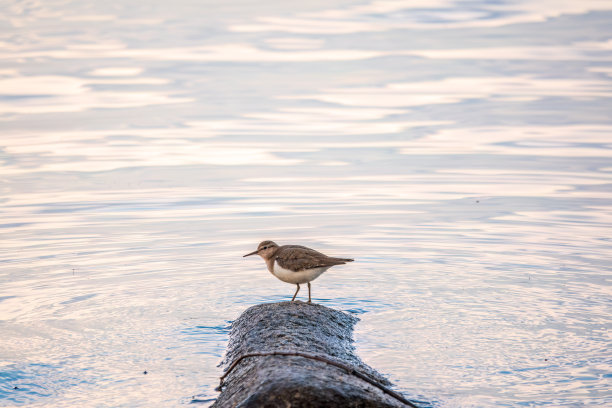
(263, 255, 275, 273)
(263, 249, 279, 273)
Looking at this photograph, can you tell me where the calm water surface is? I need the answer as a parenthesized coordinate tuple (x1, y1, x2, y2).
(1, 1, 612, 407)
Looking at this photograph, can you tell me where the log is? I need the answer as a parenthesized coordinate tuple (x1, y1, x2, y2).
(212, 301, 417, 408)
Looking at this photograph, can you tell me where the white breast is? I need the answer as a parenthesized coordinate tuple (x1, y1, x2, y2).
(272, 261, 329, 284)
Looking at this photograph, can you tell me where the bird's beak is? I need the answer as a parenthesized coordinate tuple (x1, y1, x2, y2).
(243, 249, 259, 257)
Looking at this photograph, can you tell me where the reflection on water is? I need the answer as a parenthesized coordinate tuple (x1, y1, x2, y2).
(1, 0, 611, 407)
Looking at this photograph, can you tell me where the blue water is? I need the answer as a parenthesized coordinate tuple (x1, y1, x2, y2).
(1, 1, 611, 406)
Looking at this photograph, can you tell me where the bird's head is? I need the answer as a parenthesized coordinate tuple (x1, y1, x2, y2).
(243, 240, 279, 260)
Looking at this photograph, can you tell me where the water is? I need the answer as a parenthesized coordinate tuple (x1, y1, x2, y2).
(1, 0, 611, 406)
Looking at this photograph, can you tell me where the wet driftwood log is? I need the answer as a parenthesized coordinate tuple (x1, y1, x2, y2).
(212, 301, 416, 408)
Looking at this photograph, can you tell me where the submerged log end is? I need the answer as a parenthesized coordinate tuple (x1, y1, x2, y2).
(237, 378, 402, 408)
(212, 301, 412, 408)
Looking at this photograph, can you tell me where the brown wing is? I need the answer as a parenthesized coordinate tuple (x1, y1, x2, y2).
(275, 245, 353, 272)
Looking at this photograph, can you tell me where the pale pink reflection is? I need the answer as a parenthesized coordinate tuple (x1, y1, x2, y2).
(4, 42, 383, 62)
(406, 39, 612, 61)
(88, 67, 144, 76)
(0, 74, 191, 115)
(178, 96, 439, 139)
(230, 0, 612, 33)
(264, 37, 326, 50)
(2, 128, 304, 173)
(589, 66, 612, 77)
(399, 125, 612, 158)
(188, 118, 445, 136)
(287, 76, 612, 108)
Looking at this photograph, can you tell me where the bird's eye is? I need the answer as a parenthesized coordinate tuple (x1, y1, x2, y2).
(263, 246, 268, 249)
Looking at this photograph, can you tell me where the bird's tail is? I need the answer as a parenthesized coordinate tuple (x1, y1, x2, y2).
(331, 257, 354, 264)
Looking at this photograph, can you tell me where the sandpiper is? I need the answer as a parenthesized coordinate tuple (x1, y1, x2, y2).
(243, 240, 354, 303)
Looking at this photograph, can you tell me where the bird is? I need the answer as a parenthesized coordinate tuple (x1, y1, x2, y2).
(243, 240, 354, 303)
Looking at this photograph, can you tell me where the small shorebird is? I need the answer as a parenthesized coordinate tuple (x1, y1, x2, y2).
(243, 240, 354, 303)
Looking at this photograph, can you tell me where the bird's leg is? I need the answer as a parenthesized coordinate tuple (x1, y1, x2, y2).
(291, 284, 300, 301)
(307, 282, 312, 303)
